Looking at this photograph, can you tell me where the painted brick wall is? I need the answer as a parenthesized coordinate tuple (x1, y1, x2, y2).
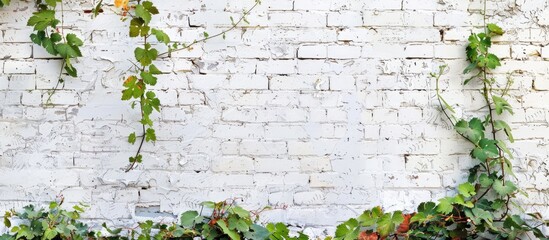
(1, 0, 548, 236)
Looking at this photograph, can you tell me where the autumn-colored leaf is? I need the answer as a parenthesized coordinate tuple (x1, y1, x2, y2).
(397, 214, 413, 234)
(114, 0, 128, 9)
(359, 231, 379, 240)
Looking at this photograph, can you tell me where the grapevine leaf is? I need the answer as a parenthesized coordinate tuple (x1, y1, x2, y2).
(335, 218, 360, 240)
(180, 211, 199, 227)
(492, 96, 514, 115)
(487, 23, 504, 35)
(457, 182, 476, 198)
(493, 180, 517, 196)
(471, 138, 499, 162)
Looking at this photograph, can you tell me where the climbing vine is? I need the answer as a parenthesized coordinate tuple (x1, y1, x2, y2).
(115, 0, 261, 171)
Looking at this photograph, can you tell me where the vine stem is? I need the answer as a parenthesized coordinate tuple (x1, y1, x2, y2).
(45, 61, 66, 105)
(125, 33, 149, 172)
(157, 0, 261, 58)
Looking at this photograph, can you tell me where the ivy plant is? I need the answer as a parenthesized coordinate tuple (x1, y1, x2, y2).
(116, 0, 261, 171)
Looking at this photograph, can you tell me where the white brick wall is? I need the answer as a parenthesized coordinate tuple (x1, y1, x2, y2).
(1, 0, 549, 235)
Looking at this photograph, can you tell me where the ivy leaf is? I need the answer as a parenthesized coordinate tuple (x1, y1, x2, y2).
(145, 128, 156, 142)
(101, 223, 122, 235)
(44, 228, 57, 240)
(377, 211, 404, 238)
(455, 118, 485, 144)
(485, 53, 501, 69)
(228, 217, 249, 232)
(493, 180, 517, 196)
(27, 10, 59, 31)
(466, 208, 494, 226)
(149, 64, 162, 74)
(129, 18, 149, 37)
(140, 71, 157, 85)
(487, 23, 505, 35)
(478, 173, 494, 187)
(0, 0, 10, 7)
(134, 44, 158, 66)
(335, 218, 360, 240)
(64, 63, 78, 77)
(151, 28, 170, 44)
(471, 138, 499, 162)
(142, 1, 159, 14)
(357, 206, 383, 227)
(217, 221, 241, 240)
(128, 132, 136, 144)
(135, 4, 152, 24)
(3, 212, 11, 228)
(66, 33, 83, 47)
(244, 224, 270, 240)
(492, 96, 513, 115)
(494, 120, 514, 142)
(436, 197, 454, 215)
(45, 0, 58, 7)
(129, 154, 142, 163)
(457, 182, 476, 198)
(42, 37, 58, 55)
(230, 206, 249, 218)
(55, 43, 82, 58)
(180, 211, 199, 227)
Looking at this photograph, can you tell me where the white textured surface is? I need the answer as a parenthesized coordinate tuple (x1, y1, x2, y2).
(1, 0, 549, 234)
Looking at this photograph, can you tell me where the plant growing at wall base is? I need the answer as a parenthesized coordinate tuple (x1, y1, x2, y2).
(328, 22, 548, 240)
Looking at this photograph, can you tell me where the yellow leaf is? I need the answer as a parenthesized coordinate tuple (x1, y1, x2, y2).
(114, 0, 128, 9)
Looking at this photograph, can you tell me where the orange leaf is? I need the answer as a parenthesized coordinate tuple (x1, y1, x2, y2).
(397, 214, 413, 234)
(114, 0, 129, 9)
(359, 231, 379, 240)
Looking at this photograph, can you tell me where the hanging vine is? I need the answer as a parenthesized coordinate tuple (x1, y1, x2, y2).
(113, 0, 261, 171)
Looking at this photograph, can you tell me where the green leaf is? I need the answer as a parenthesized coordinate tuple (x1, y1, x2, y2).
(142, 1, 159, 14)
(129, 18, 149, 37)
(230, 206, 249, 218)
(217, 221, 241, 240)
(45, 0, 58, 7)
(334, 218, 360, 240)
(478, 173, 494, 187)
(135, 4, 152, 24)
(377, 211, 404, 238)
(471, 138, 499, 162)
(436, 197, 454, 214)
(455, 118, 485, 144)
(457, 182, 476, 198)
(151, 28, 170, 44)
(3, 213, 11, 228)
(244, 224, 270, 240)
(487, 23, 505, 35)
(493, 180, 517, 196)
(64, 64, 78, 77)
(485, 53, 501, 69)
(128, 132, 137, 144)
(140, 71, 157, 85)
(66, 33, 83, 47)
(56, 43, 82, 58)
(101, 223, 122, 235)
(228, 217, 249, 232)
(27, 10, 59, 31)
(492, 95, 513, 115)
(44, 228, 57, 240)
(357, 206, 383, 227)
(149, 64, 162, 74)
(145, 128, 156, 142)
(494, 120, 514, 142)
(180, 211, 199, 227)
(134, 44, 158, 66)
